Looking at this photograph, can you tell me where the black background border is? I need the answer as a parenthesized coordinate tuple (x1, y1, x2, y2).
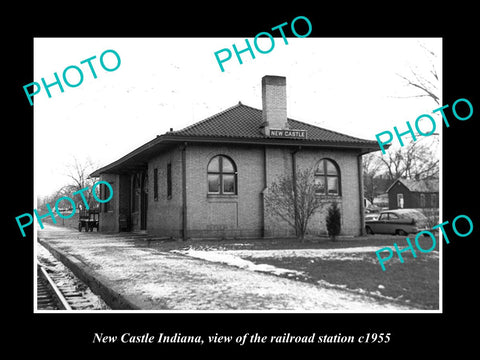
(8, 5, 478, 355)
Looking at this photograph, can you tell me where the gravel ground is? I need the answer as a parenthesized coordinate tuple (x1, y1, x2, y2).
(37, 224, 418, 311)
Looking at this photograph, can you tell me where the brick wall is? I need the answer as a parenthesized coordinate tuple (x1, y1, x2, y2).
(262, 76, 288, 130)
(118, 174, 131, 230)
(98, 173, 119, 232)
(185, 143, 265, 239)
(97, 143, 364, 239)
(264, 147, 363, 237)
(146, 145, 184, 238)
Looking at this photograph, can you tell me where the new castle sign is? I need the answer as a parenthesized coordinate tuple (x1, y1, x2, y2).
(269, 128, 307, 139)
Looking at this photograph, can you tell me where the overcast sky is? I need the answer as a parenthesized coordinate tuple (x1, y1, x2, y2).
(34, 37, 442, 198)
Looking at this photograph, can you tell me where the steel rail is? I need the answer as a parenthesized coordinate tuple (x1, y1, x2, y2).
(38, 265, 72, 311)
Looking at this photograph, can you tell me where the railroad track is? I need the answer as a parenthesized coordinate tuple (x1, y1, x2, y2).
(37, 243, 110, 311)
(37, 265, 72, 310)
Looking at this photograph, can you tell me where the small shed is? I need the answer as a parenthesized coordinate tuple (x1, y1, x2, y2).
(386, 179, 439, 210)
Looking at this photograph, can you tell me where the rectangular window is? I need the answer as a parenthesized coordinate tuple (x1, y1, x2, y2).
(397, 193, 404, 208)
(420, 193, 426, 207)
(327, 177, 339, 195)
(208, 174, 220, 193)
(314, 177, 326, 195)
(153, 168, 158, 201)
(431, 193, 438, 207)
(167, 163, 172, 199)
(132, 175, 139, 212)
(223, 174, 235, 194)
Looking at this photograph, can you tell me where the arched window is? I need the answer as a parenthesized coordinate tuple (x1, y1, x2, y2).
(314, 159, 340, 195)
(207, 155, 237, 194)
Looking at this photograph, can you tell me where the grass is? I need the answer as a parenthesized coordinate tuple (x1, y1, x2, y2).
(242, 253, 439, 309)
(149, 233, 439, 252)
(150, 234, 440, 310)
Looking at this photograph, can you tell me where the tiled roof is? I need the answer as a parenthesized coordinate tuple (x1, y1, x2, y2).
(167, 102, 378, 146)
(91, 102, 379, 177)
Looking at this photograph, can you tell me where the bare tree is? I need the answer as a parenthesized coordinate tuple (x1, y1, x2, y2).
(363, 152, 384, 203)
(37, 184, 77, 212)
(378, 138, 439, 181)
(264, 167, 322, 241)
(36, 157, 100, 218)
(396, 41, 440, 105)
(65, 157, 96, 190)
(364, 42, 440, 203)
(62, 156, 98, 210)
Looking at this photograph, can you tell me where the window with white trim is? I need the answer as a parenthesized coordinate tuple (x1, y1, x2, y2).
(314, 158, 340, 195)
(207, 155, 237, 195)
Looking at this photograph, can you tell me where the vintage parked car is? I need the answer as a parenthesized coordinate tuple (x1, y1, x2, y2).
(365, 212, 379, 221)
(365, 209, 429, 235)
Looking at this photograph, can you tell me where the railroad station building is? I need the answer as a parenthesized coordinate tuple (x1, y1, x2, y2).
(90, 75, 380, 239)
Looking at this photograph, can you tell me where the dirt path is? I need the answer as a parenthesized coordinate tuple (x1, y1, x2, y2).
(37, 224, 416, 311)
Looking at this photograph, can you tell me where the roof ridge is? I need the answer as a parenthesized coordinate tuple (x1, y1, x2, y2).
(387, 178, 439, 193)
(399, 178, 438, 183)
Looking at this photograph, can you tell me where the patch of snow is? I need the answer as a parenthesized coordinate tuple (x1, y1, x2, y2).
(84, 243, 137, 248)
(172, 249, 305, 277)
(212, 248, 439, 264)
(231, 243, 254, 248)
(316, 279, 409, 305)
(219, 247, 390, 259)
(219, 249, 375, 263)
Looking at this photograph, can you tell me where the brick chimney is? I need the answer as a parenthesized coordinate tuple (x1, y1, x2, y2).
(261, 75, 288, 135)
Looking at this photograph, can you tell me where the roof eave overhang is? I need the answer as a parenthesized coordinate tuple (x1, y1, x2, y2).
(90, 134, 382, 177)
(90, 136, 177, 177)
(163, 134, 381, 150)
